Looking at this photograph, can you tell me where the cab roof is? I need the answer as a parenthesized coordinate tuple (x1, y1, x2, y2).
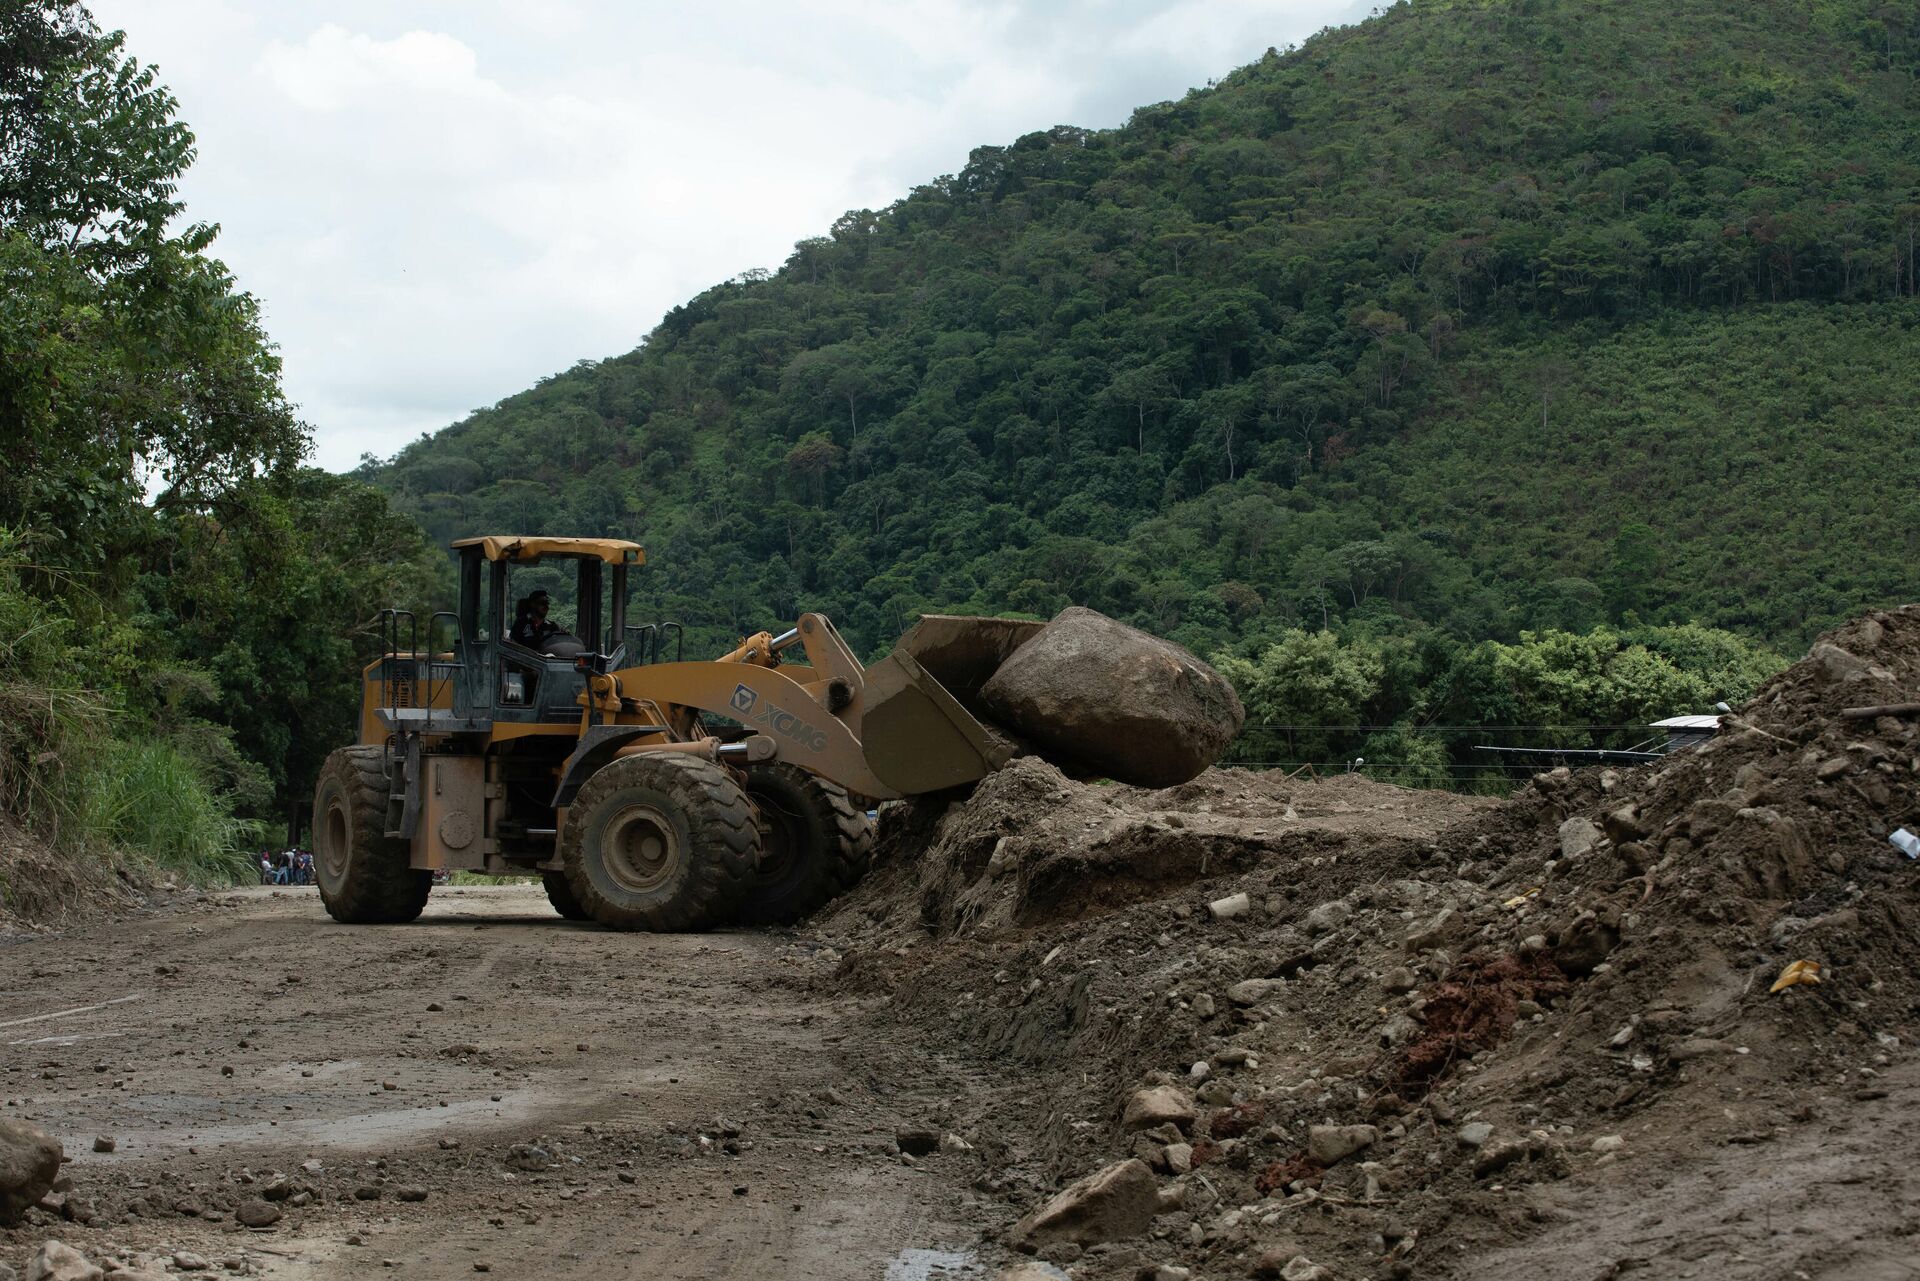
(450, 536, 646, 565)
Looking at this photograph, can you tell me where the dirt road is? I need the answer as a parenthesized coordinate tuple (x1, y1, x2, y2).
(1, 885, 996, 1280)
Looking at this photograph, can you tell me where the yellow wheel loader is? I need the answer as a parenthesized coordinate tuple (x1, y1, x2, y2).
(313, 535, 1040, 931)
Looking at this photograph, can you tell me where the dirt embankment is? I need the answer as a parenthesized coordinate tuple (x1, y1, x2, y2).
(814, 606, 1920, 1281)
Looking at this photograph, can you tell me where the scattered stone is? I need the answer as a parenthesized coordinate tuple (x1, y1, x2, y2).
(1122, 1086, 1196, 1133)
(1208, 892, 1251, 921)
(1557, 816, 1602, 860)
(1591, 1135, 1625, 1153)
(1810, 642, 1868, 684)
(1196, 1079, 1234, 1106)
(1382, 967, 1417, 993)
(1306, 1124, 1377, 1166)
(1226, 978, 1286, 1007)
(1281, 1258, 1333, 1281)
(1602, 803, 1649, 843)
(1164, 1142, 1193, 1174)
(1472, 1132, 1563, 1180)
(994, 1266, 1065, 1281)
(395, 1185, 429, 1202)
(25, 1241, 100, 1281)
(1672, 1038, 1738, 1061)
(505, 1143, 553, 1172)
(1190, 992, 1216, 1018)
(0, 1118, 63, 1227)
(236, 1200, 283, 1228)
(1188, 1060, 1210, 1082)
(1405, 908, 1462, 952)
(1009, 1158, 1162, 1249)
(1304, 899, 1350, 933)
(90, 1137, 115, 1155)
(1456, 1121, 1493, 1148)
(353, 1185, 383, 1201)
(171, 1254, 209, 1273)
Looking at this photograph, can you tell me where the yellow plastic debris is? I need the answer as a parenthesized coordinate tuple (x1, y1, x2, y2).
(1769, 959, 1822, 993)
(1502, 887, 1541, 909)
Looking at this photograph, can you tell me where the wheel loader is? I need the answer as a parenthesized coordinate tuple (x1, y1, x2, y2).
(313, 534, 1042, 931)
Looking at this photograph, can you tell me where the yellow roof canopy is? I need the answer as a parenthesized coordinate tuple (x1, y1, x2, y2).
(450, 536, 646, 565)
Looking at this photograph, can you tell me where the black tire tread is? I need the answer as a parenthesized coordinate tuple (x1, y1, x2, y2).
(736, 762, 874, 926)
(560, 752, 758, 932)
(315, 745, 431, 924)
(542, 870, 590, 921)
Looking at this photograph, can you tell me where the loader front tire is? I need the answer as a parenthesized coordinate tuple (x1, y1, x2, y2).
(559, 752, 758, 931)
(313, 746, 431, 924)
(736, 762, 874, 926)
(542, 870, 590, 921)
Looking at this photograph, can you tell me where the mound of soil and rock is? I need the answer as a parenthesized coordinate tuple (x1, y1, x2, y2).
(814, 605, 1920, 1280)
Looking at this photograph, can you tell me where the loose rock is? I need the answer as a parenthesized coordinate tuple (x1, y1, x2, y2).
(1306, 1124, 1377, 1166)
(1122, 1086, 1196, 1133)
(24, 1241, 100, 1281)
(1226, 979, 1285, 1007)
(0, 1118, 63, 1227)
(1208, 892, 1251, 920)
(1009, 1158, 1163, 1249)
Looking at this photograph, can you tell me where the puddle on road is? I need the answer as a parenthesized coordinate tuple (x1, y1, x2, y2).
(884, 1247, 992, 1280)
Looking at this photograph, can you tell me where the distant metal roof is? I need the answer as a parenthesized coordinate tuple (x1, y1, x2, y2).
(1650, 715, 1723, 730)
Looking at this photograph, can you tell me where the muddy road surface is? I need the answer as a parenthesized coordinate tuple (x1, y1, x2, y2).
(1, 885, 995, 1279)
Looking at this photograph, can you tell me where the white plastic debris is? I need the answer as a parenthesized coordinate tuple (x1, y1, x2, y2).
(1889, 828, 1920, 859)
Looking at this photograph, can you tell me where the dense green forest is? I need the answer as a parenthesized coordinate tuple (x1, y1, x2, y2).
(369, 0, 1915, 772)
(0, 3, 437, 885)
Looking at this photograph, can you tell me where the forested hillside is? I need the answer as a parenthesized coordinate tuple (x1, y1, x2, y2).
(373, 0, 1919, 689)
(1, 4, 437, 893)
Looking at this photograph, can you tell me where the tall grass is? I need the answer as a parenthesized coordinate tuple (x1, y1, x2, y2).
(68, 739, 249, 883)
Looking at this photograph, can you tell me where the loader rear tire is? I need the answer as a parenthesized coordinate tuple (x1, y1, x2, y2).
(559, 752, 758, 932)
(542, 870, 590, 921)
(313, 746, 431, 924)
(736, 762, 874, 926)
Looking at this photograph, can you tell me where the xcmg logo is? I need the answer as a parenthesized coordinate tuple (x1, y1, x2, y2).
(729, 683, 827, 752)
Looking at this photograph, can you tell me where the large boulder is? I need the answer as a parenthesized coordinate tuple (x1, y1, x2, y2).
(1010, 1158, 1162, 1249)
(0, 1117, 63, 1226)
(980, 607, 1244, 787)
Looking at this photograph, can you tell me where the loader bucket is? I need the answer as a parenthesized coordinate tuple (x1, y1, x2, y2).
(891, 614, 1045, 720)
(860, 648, 1013, 796)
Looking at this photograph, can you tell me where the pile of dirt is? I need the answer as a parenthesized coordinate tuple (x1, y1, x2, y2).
(809, 605, 1920, 1280)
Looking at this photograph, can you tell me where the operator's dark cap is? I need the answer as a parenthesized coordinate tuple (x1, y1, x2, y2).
(529, 590, 551, 603)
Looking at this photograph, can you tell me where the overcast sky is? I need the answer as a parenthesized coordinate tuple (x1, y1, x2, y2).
(91, 1, 1368, 472)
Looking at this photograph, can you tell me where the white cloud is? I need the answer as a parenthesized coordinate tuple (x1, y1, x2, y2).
(87, 1, 1365, 471)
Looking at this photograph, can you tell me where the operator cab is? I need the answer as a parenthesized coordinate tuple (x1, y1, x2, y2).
(450, 536, 646, 723)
